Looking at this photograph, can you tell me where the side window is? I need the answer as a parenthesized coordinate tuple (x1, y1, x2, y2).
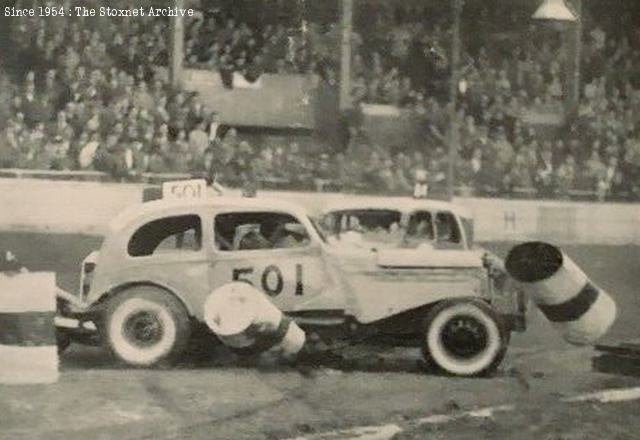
(215, 212, 310, 251)
(435, 212, 462, 247)
(128, 215, 202, 257)
(407, 210, 434, 241)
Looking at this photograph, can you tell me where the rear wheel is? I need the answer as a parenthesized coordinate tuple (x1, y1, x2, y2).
(100, 286, 191, 367)
(421, 299, 509, 377)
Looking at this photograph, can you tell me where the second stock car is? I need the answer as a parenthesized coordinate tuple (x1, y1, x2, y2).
(58, 196, 525, 376)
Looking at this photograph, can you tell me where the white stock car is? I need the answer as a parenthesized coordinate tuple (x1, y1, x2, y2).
(58, 195, 525, 376)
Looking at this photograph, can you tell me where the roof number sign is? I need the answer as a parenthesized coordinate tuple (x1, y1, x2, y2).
(162, 179, 207, 200)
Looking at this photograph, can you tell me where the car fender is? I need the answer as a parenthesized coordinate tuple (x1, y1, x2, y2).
(334, 249, 490, 324)
(87, 278, 195, 317)
(355, 270, 489, 324)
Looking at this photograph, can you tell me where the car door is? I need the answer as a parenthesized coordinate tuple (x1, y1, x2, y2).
(207, 209, 334, 314)
(342, 209, 483, 323)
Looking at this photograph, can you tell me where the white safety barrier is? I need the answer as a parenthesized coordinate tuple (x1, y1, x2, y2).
(505, 241, 617, 345)
(0, 272, 58, 384)
(204, 282, 305, 360)
(3, 177, 640, 245)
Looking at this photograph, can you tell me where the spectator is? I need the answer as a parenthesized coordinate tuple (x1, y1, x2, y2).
(392, 153, 413, 193)
(494, 126, 515, 177)
(362, 151, 385, 189)
(1, 0, 639, 202)
(187, 100, 207, 130)
(283, 142, 308, 188)
(252, 147, 275, 184)
(0, 125, 19, 167)
(172, 130, 192, 173)
(556, 155, 577, 199)
(535, 147, 555, 196)
(168, 92, 189, 135)
(598, 156, 620, 201)
(188, 121, 210, 160)
(584, 148, 606, 192)
(208, 113, 222, 144)
(378, 158, 398, 192)
(509, 150, 534, 189)
(78, 133, 100, 170)
(618, 145, 640, 198)
(220, 127, 239, 157)
(22, 81, 49, 127)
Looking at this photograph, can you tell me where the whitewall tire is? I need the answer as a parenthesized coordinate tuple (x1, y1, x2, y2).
(101, 286, 191, 367)
(422, 299, 508, 377)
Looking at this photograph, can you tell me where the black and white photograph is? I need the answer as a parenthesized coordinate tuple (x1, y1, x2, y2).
(0, 0, 639, 439)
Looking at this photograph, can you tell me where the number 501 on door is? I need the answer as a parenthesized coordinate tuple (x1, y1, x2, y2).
(232, 263, 304, 297)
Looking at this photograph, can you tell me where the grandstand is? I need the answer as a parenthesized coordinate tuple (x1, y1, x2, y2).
(0, 0, 639, 201)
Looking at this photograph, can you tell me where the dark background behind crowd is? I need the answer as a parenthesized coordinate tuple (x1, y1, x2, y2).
(1, 0, 640, 201)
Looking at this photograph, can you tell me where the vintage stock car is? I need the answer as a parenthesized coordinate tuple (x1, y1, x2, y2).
(58, 195, 526, 376)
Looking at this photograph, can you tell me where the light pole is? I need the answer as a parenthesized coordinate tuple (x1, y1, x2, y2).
(532, 0, 581, 115)
(444, 0, 581, 200)
(447, 0, 463, 201)
(566, 0, 583, 115)
(339, 0, 353, 111)
(169, 0, 185, 88)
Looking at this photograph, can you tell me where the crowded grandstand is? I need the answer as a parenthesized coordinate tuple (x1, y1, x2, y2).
(0, 0, 639, 201)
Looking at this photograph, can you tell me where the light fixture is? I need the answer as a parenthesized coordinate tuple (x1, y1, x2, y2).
(532, 0, 577, 22)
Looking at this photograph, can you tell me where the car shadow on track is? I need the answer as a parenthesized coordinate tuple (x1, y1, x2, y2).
(60, 342, 507, 379)
(593, 353, 640, 378)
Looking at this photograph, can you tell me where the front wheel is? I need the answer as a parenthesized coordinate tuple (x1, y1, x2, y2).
(100, 286, 191, 367)
(421, 299, 509, 377)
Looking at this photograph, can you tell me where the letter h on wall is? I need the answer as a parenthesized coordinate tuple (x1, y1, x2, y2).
(504, 210, 517, 231)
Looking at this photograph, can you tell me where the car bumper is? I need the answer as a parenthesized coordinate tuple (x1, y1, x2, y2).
(55, 287, 100, 345)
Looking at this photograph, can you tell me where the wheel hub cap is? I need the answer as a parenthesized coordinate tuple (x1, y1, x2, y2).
(441, 315, 489, 359)
(124, 311, 164, 348)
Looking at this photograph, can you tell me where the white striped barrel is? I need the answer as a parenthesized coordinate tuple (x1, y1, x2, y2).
(204, 282, 305, 360)
(0, 272, 58, 384)
(506, 242, 617, 346)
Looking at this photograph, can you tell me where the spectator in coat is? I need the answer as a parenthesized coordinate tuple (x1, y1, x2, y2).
(189, 121, 209, 159)
(597, 156, 620, 201)
(510, 150, 534, 189)
(535, 147, 555, 196)
(584, 149, 606, 192)
(556, 154, 577, 199)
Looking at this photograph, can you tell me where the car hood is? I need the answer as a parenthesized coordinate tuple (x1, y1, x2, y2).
(324, 238, 484, 269)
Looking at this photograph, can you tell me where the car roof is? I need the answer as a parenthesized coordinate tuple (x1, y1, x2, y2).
(108, 196, 310, 231)
(320, 196, 472, 219)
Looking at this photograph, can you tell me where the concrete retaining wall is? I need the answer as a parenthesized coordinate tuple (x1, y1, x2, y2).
(0, 178, 638, 244)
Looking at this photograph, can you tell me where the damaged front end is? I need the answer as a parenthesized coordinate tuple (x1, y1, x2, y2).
(483, 251, 527, 332)
(55, 251, 101, 350)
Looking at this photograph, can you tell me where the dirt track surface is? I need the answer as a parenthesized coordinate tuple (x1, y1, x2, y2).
(395, 398, 640, 440)
(2, 233, 640, 440)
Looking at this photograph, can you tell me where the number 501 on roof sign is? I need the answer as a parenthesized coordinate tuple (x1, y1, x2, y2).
(162, 179, 207, 200)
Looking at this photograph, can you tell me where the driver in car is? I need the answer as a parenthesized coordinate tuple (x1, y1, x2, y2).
(234, 224, 272, 250)
(434, 215, 461, 249)
(272, 223, 309, 248)
(403, 217, 434, 249)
